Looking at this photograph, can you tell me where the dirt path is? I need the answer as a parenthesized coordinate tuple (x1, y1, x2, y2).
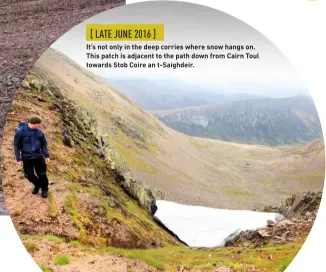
(56, 255, 234, 272)
(1, 98, 79, 239)
(2, 106, 153, 271)
(54, 254, 158, 272)
(20, 236, 158, 272)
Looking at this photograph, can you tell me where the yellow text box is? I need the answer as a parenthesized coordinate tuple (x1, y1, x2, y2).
(86, 24, 164, 41)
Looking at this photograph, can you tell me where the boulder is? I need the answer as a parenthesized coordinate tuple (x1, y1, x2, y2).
(30, 79, 42, 90)
(62, 133, 74, 147)
(267, 219, 274, 227)
(21, 80, 30, 89)
(258, 229, 271, 237)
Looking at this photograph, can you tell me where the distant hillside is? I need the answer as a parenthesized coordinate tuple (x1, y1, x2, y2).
(105, 78, 266, 111)
(28, 48, 324, 211)
(152, 96, 322, 145)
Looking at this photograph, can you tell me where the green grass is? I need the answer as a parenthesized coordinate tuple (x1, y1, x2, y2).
(21, 232, 302, 272)
(13, 210, 21, 216)
(74, 153, 88, 164)
(100, 242, 302, 271)
(69, 240, 82, 248)
(21, 234, 65, 243)
(239, 243, 300, 271)
(68, 182, 104, 197)
(108, 128, 161, 174)
(11, 102, 30, 112)
(55, 135, 62, 143)
(24, 242, 37, 252)
(275, 255, 294, 271)
(224, 189, 254, 196)
(43, 96, 55, 103)
(129, 157, 161, 174)
(48, 192, 57, 218)
(63, 167, 80, 182)
(189, 137, 216, 148)
(259, 177, 269, 184)
(147, 141, 163, 153)
(101, 246, 240, 270)
(64, 193, 86, 242)
(106, 206, 126, 223)
(55, 256, 70, 265)
(39, 265, 54, 272)
(280, 172, 325, 184)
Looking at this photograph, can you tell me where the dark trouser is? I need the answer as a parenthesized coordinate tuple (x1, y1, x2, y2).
(22, 156, 49, 190)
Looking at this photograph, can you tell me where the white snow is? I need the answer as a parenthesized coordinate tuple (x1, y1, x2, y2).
(154, 200, 283, 247)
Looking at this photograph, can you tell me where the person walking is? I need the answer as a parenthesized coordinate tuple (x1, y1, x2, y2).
(14, 115, 50, 198)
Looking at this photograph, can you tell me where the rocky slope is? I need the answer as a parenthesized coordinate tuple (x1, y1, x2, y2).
(152, 96, 322, 145)
(2, 75, 179, 250)
(29, 48, 325, 211)
(226, 191, 322, 247)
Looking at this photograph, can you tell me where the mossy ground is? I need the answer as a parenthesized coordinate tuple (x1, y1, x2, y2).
(54, 256, 70, 265)
(108, 127, 162, 175)
(22, 233, 304, 272)
(102, 242, 302, 271)
(39, 265, 54, 272)
(24, 241, 37, 253)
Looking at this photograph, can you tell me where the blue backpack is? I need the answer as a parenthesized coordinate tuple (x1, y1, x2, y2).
(16, 121, 28, 137)
(15, 121, 39, 150)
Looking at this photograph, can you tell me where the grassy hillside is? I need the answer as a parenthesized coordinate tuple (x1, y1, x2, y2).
(29, 48, 325, 211)
(2, 78, 178, 250)
(0, 49, 322, 272)
(152, 96, 322, 145)
(20, 235, 306, 272)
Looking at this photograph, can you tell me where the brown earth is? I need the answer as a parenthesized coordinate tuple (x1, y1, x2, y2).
(22, 237, 159, 272)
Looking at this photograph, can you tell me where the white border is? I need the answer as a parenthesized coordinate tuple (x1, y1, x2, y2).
(0, 217, 41, 271)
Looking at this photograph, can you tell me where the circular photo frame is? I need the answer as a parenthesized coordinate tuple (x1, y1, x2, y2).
(1, 1, 324, 271)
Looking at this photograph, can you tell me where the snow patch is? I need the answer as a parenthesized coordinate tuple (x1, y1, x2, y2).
(154, 200, 283, 247)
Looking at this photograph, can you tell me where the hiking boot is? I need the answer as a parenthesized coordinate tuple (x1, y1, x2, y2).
(32, 187, 40, 194)
(41, 188, 48, 198)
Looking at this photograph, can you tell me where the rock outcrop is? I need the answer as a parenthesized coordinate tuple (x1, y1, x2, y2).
(226, 191, 322, 247)
(225, 217, 313, 247)
(261, 191, 322, 219)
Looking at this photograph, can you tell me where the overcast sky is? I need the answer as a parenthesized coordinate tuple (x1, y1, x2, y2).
(51, 1, 308, 97)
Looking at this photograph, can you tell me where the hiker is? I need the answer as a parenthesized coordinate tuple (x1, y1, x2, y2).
(13, 115, 50, 198)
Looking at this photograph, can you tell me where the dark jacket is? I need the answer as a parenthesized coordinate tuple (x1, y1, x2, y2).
(14, 122, 49, 161)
